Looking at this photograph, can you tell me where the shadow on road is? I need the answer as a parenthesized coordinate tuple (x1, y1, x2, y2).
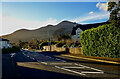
(15, 66, 94, 79)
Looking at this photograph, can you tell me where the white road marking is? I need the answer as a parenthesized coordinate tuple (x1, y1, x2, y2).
(50, 63, 73, 65)
(75, 63, 103, 72)
(27, 56, 29, 57)
(56, 58, 61, 60)
(81, 71, 104, 74)
(61, 60, 66, 62)
(41, 62, 48, 65)
(63, 67, 85, 69)
(55, 66, 86, 76)
(46, 56, 51, 58)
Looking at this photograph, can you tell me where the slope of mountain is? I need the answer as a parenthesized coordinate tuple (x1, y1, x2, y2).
(2, 21, 76, 43)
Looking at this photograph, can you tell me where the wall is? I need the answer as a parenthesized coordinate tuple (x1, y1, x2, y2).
(69, 47, 82, 55)
(43, 45, 82, 55)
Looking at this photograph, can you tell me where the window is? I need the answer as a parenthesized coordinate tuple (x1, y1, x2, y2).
(77, 32, 80, 38)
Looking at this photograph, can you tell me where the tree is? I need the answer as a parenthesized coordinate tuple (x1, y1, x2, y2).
(108, 1, 120, 26)
(19, 40, 24, 48)
(57, 34, 71, 41)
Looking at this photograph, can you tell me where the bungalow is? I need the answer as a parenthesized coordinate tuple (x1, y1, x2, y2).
(0, 38, 12, 49)
(71, 22, 109, 42)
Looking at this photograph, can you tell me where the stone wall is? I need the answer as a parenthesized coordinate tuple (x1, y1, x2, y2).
(43, 45, 82, 55)
(69, 47, 82, 55)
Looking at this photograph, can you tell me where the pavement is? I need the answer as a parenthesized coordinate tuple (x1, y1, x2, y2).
(58, 54, 120, 65)
(2, 50, 120, 79)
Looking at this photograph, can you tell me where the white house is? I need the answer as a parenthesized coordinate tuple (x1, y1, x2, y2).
(0, 38, 12, 49)
(71, 22, 109, 42)
(71, 27, 82, 42)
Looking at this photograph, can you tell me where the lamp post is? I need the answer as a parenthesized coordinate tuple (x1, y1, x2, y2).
(48, 29, 51, 52)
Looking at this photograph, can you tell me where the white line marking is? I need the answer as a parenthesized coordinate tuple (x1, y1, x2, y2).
(56, 58, 61, 60)
(75, 63, 103, 72)
(81, 71, 104, 74)
(41, 62, 47, 65)
(27, 56, 29, 57)
(55, 66, 86, 76)
(63, 67, 85, 69)
(50, 63, 73, 65)
(46, 56, 51, 58)
(61, 60, 66, 62)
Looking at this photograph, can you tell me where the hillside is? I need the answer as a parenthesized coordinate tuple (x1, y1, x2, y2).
(2, 21, 76, 43)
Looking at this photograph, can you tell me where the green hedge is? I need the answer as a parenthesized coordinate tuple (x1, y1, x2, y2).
(2, 46, 20, 54)
(80, 24, 120, 58)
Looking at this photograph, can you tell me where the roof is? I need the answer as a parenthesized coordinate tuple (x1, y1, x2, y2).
(71, 22, 110, 35)
(0, 37, 9, 41)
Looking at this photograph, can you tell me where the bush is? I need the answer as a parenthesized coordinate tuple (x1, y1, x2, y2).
(2, 46, 20, 54)
(56, 41, 66, 47)
(62, 44, 69, 48)
(40, 41, 58, 47)
(80, 24, 120, 58)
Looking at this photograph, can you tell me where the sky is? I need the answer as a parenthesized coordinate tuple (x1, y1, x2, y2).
(1, 1, 109, 36)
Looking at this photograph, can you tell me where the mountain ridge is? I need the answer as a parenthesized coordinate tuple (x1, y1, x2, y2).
(2, 21, 76, 43)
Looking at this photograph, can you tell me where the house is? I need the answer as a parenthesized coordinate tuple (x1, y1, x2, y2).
(71, 22, 109, 41)
(0, 38, 12, 49)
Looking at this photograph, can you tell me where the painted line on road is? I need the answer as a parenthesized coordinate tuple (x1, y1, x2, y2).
(56, 58, 61, 60)
(81, 71, 104, 74)
(50, 63, 73, 65)
(41, 62, 47, 65)
(32, 58, 35, 60)
(46, 56, 51, 58)
(63, 66, 85, 69)
(27, 56, 29, 57)
(61, 60, 66, 62)
(55, 66, 86, 76)
(75, 63, 103, 72)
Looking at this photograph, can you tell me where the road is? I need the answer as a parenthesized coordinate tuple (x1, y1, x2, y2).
(2, 50, 120, 79)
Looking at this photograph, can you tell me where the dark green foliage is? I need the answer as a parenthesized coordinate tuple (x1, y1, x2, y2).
(40, 41, 58, 47)
(2, 46, 20, 54)
(80, 24, 120, 58)
(57, 34, 71, 41)
(39, 41, 58, 50)
(107, 1, 120, 26)
(56, 41, 66, 47)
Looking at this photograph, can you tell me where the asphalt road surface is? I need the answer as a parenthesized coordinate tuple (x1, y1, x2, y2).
(2, 50, 120, 79)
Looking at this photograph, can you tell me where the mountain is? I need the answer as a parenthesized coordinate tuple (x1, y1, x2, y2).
(2, 21, 76, 43)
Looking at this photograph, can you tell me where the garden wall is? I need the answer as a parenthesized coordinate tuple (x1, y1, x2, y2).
(43, 45, 82, 54)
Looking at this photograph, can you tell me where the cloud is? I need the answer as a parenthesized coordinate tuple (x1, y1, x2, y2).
(2, 14, 57, 36)
(96, 2, 108, 11)
(70, 12, 109, 23)
(89, 11, 94, 14)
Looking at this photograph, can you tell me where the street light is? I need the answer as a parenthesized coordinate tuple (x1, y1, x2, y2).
(48, 29, 51, 52)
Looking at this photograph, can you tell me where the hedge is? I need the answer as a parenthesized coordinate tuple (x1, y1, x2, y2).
(80, 24, 120, 58)
(2, 46, 20, 54)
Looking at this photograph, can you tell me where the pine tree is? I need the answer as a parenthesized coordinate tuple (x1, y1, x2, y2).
(108, 1, 120, 26)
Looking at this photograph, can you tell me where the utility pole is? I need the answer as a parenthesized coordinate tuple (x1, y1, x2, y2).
(48, 29, 51, 52)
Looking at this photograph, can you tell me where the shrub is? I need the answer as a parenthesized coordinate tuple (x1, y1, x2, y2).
(62, 44, 69, 48)
(56, 41, 66, 47)
(80, 24, 120, 58)
(2, 46, 20, 54)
